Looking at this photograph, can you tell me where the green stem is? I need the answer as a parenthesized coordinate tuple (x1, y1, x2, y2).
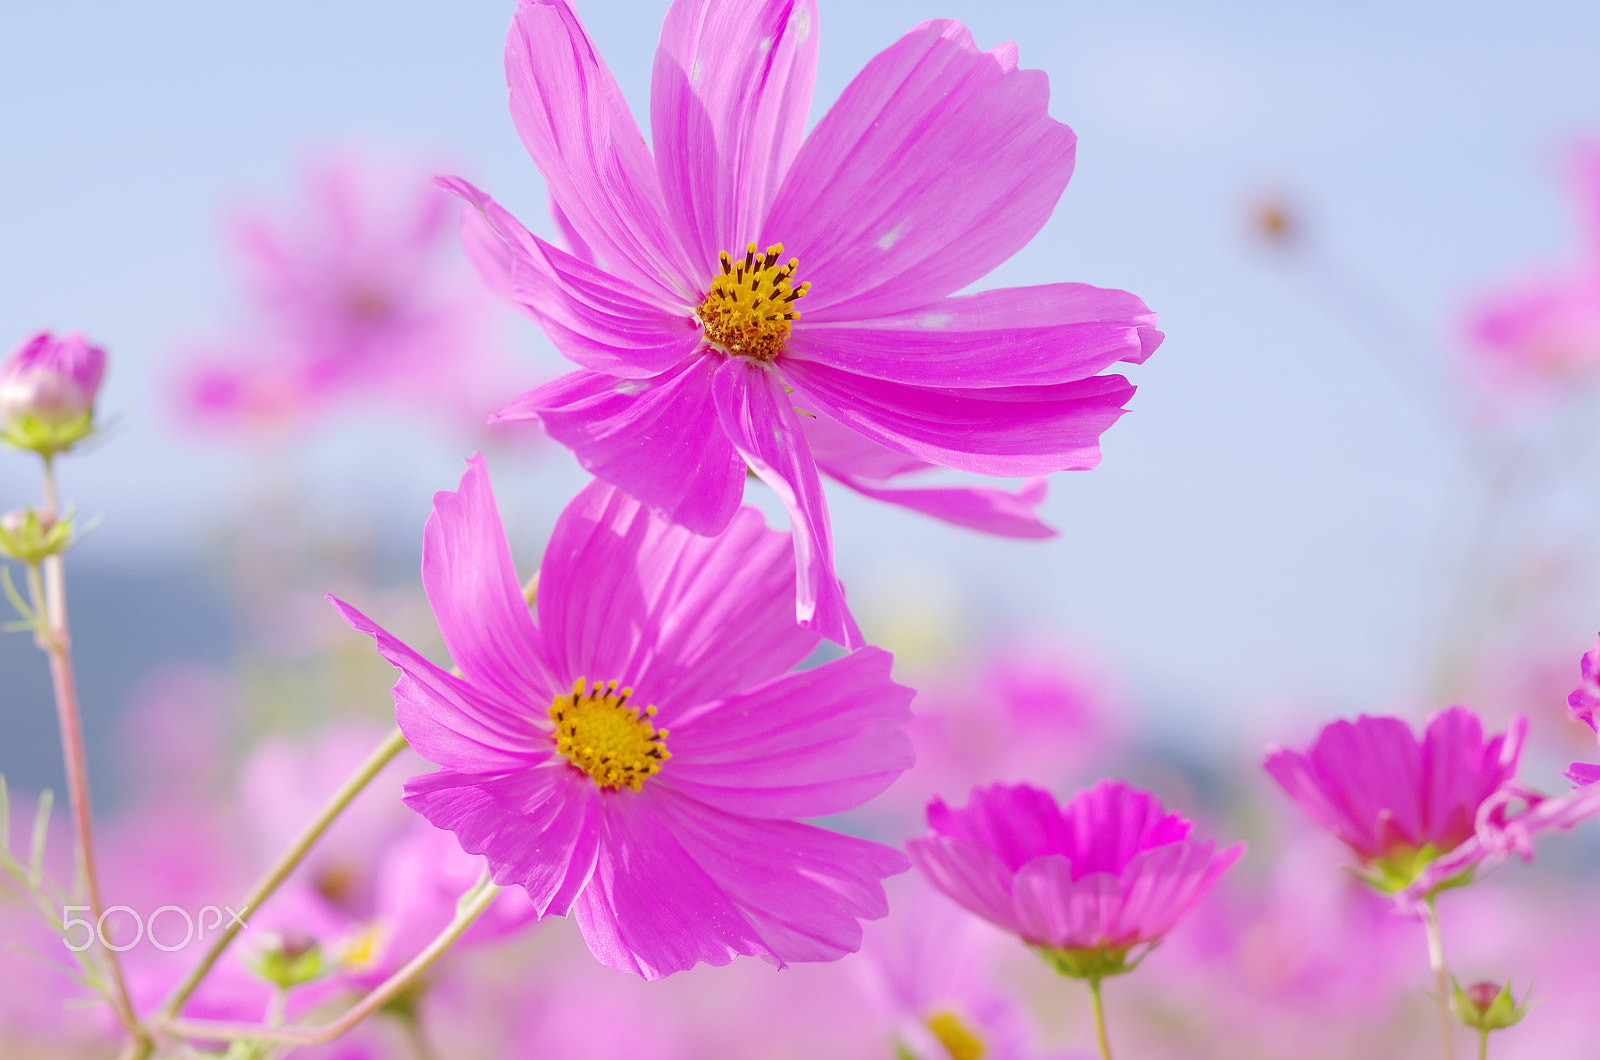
(1088, 977, 1113, 1060)
(1422, 896, 1456, 1060)
(1479, 1028, 1489, 1060)
(163, 872, 501, 1046)
(155, 725, 410, 1023)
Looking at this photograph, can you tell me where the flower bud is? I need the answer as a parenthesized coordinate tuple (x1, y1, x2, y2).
(0, 331, 107, 456)
(246, 929, 326, 989)
(1451, 978, 1530, 1032)
(0, 507, 72, 564)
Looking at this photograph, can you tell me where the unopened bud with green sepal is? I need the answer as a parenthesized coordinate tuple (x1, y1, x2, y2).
(246, 930, 326, 990)
(1451, 978, 1531, 1032)
(0, 508, 72, 564)
(0, 331, 106, 457)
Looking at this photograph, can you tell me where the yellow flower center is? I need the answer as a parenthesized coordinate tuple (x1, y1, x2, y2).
(924, 1010, 987, 1060)
(695, 242, 811, 362)
(548, 678, 670, 792)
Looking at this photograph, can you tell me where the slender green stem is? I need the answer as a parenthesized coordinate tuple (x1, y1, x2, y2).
(1422, 897, 1456, 1060)
(1087, 977, 1113, 1060)
(155, 725, 410, 1023)
(1478, 1028, 1489, 1060)
(163, 873, 502, 1046)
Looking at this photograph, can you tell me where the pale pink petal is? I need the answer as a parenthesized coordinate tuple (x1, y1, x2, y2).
(824, 469, 1056, 539)
(785, 358, 1134, 476)
(421, 454, 553, 710)
(763, 20, 1075, 321)
(788, 282, 1158, 388)
(1010, 857, 1120, 948)
(665, 647, 913, 817)
(573, 794, 768, 978)
(652, 787, 907, 963)
(441, 175, 701, 379)
(328, 596, 541, 775)
(1106, 840, 1243, 944)
(536, 479, 819, 717)
(712, 357, 861, 648)
(652, 0, 819, 265)
(496, 359, 746, 536)
(403, 764, 599, 917)
(506, 0, 697, 299)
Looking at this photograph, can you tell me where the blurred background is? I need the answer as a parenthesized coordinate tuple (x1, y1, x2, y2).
(4, 1, 1600, 1056)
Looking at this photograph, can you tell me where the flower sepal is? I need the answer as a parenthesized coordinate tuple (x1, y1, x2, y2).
(0, 507, 74, 566)
(1451, 978, 1531, 1032)
(1355, 843, 1474, 897)
(1033, 941, 1153, 981)
(245, 930, 327, 990)
(0, 408, 95, 458)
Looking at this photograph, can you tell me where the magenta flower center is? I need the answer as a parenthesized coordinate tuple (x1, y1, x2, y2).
(695, 242, 812, 362)
(548, 678, 671, 791)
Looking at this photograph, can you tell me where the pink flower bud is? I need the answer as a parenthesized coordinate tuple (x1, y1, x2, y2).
(0, 331, 108, 454)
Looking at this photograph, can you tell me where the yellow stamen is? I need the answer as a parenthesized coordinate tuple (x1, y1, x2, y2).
(924, 1010, 987, 1060)
(548, 678, 670, 792)
(696, 241, 811, 362)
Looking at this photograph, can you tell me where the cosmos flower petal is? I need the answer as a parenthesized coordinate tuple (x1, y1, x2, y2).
(1107, 839, 1243, 943)
(536, 478, 819, 717)
(790, 281, 1159, 388)
(1061, 782, 1190, 876)
(443, 175, 702, 378)
(403, 764, 601, 917)
(574, 795, 769, 979)
(496, 360, 747, 537)
(666, 646, 914, 818)
(827, 465, 1056, 539)
(785, 358, 1134, 477)
(506, 0, 698, 299)
(924, 785, 1068, 871)
(1009, 857, 1120, 948)
(1419, 707, 1508, 850)
(422, 454, 554, 710)
(653, 788, 909, 963)
(652, 0, 819, 264)
(764, 20, 1076, 322)
(712, 357, 862, 648)
(328, 596, 539, 774)
(905, 833, 1025, 934)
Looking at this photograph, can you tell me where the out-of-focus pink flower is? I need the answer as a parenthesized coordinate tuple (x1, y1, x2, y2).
(1462, 144, 1600, 405)
(1566, 633, 1600, 734)
(446, 0, 1161, 646)
(1263, 708, 1525, 894)
(907, 781, 1242, 978)
(0, 330, 106, 453)
(176, 156, 519, 434)
(333, 456, 914, 979)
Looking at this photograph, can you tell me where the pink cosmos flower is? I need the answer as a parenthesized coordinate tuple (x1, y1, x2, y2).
(177, 156, 516, 434)
(0, 330, 107, 452)
(1264, 708, 1527, 895)
(332, 455, 914, 979)
(906, 781, 1243, 977)
(1463, 144, 1600, 405)
(445, 0, 1161, 647)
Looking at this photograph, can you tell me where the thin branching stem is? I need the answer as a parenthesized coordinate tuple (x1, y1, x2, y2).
(1422, 896, 1456, 1060)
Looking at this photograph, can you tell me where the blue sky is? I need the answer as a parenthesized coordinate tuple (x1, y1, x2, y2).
(2, 0, 1599, 722)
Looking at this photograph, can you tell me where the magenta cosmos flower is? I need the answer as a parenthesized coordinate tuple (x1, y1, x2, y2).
(1567, 632, 1600, 735)
(1264, 707, 1527, 895)
(332, 456, 914, 979)
(906, 781, 1242, 980)
(444, 0, 1161, 647)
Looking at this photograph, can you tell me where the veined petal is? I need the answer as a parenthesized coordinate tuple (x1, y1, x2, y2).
(328, 597, 541, 775)
(652, 788, 909, 964)
(904, 833, 1021, 935)
(1108, 840, 1243, 944)
(665, 646, 914, 818)
(422, 454, 552, 710)
(495, 360, 747, 537)
(441, 176, 701, 379)
(825, 468, 1056, 540)
(573, 794, 768, 979)
(403, 764, 599, 917)
(785, 359, 1134, 477)
(764, 19, 1075, 321)
(712, 357, 862, 648)
(536, 479, 819, 723)
(653, 0, 819, 264)
(1009, 857, 1120, 948)
(506, 0, 698, 300)
(789, 281, 1159, 387)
